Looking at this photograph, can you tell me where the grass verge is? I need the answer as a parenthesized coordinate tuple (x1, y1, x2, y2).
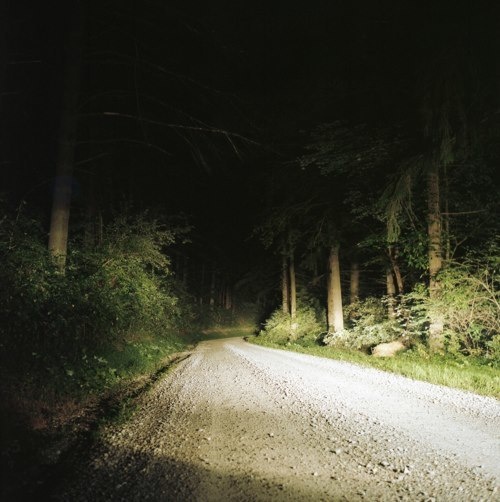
(249, 336, 500, 399)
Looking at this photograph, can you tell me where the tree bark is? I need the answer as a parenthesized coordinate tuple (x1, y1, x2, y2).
(443, 163, 451, 262)
(289, 252, 297, 320)
(349, 261, 360, 304)
(281, 255, 289, 314)
(327, 244, 344, 333)
(427, 162, 444, 351)
(209, 265, 216, 310)
(219, 280, 228, 309)
(224, 284, 232, 310)
(387, 245, 404, 294)
(386, 267, 397, 319)
(199, 262, 206, 305)
(48, 1, 84, 272)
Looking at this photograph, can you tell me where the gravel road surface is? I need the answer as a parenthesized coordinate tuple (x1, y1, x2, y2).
(55, 337, 500, 501)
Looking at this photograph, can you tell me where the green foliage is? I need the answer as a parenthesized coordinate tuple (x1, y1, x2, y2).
(406, 246, 499, 358)
(0, 205, 194, 370)
(63, 332, 186, 394)
(259, 307, 323, 345)
(393, 285, 429, 340)
(398, 230, 428, 272)
(0, 201, 201, 463)
(322, 297, 402, 350)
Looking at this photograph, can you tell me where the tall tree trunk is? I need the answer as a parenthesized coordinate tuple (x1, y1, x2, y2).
(220, 280, 228, 309)
(199, 262, 205, 305)
(289, 252, 297, 320)
(349, 260, 360, 304)
(209, 265, 216, 310)
(48, 1, 84, 272)
(443, 163, 451, 262)
(224, 284, 232, 310)
(386, 267, 397, 319)
(327, 244, 344, 333)
(427, 162, 444, 351)
(387, 245, 404, 294)
(281, 255, 289, 314)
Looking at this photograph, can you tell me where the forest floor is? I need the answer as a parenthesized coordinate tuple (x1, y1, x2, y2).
(50, 337, 499, 501)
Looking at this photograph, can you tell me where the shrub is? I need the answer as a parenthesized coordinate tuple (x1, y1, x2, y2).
(0, 206, 193, 366)
(393, 239, 499, 358)
(259, 306, 323, 345)
(323, 297, 403, 350)
(441, 263, 498, 357)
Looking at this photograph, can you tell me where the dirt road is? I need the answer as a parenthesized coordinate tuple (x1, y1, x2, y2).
(55, 337, 499, 501)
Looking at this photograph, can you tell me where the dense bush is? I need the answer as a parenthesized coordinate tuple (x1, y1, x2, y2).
(0, 205, 193, 369)
(259, 306, 323, 345)
(407, 246, 499, 357)
(323, 297, 403, 350)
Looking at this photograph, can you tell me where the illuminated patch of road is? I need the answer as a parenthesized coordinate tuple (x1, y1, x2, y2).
(55, 337, 499, 501)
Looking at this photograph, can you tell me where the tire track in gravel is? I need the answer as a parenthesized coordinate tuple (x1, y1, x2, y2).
(54, 337, 499, 502)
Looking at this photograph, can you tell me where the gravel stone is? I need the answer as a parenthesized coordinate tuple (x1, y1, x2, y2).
(54, 337, 499, 501)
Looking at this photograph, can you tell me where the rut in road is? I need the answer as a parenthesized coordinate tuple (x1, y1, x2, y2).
(55, 337, 499, 501)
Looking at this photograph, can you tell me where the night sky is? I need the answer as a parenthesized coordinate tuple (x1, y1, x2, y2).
(2, 0, 499, 297)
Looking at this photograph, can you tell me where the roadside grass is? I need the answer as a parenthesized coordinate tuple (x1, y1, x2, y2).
(1, 322, 255, 439)
(0, 329, 196, 449)
(249, 337, 500, 399)
(1, 322, 255, 442)
(72, 331, 191, 394)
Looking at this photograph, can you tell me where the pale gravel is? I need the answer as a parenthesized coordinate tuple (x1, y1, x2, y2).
(55, 337, 500, 501)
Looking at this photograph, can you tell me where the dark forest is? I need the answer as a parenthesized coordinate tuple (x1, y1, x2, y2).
(1, 1, 499, 498)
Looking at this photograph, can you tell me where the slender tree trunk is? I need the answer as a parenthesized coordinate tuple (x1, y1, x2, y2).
(281, 255, 289, 314)
(199, 262, 205, 305)
(209, 265, 216, 310)
(86, 175, 104, 247)
(388, 245, 404, 294)
(386, 267, 397, 319)
(219, 280, 227, 308)
(97, 211, 103, 245)
(443, 163, 451, 262)
(224, 284, 232, 310)
(289, 252, 296, 320)
(349, 261, 360, 304)
(48, 1, 84, 272)
(427, 162, 444, 351)
(327, 244, 344, 333)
